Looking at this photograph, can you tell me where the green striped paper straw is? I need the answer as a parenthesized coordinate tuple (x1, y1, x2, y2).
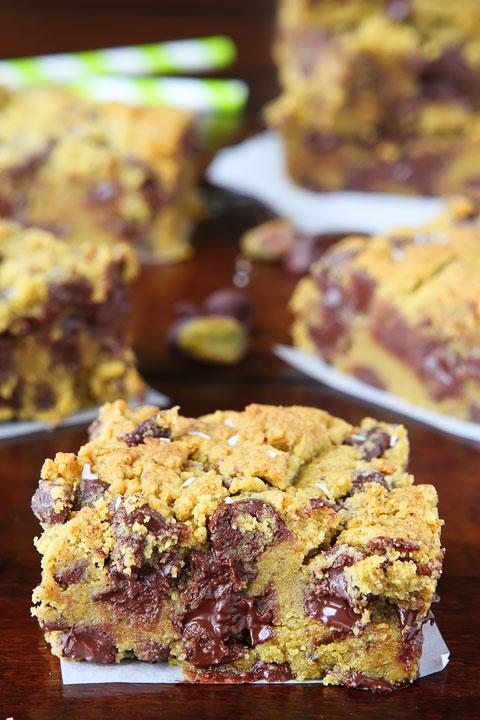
(0, 36, 236, 85)
(66, 75, 248, 114)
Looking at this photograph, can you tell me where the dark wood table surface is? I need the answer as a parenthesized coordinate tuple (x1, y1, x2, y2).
(1, 2, 479, 718)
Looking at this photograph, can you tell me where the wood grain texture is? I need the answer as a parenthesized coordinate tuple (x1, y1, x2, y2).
(1, 1, 479, 718)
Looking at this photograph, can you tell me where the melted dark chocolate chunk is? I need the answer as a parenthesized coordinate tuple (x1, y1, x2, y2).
(309, 263, 375, 360)
(351, 470, 390, 495)
(304, 593, 361, 633)
(305, 549, 365, 632)
(60, 626, 117, 663)
(396, 607, 424, 670)
(344, 427, 391, 461)
(340, 671, 393, 693)
(31, 480, 74, 525)
(95, 565, 169, 624)
(120, 416, 171, 447)
(181, 551, 276, 667)
(209, 498, 291, 583)
(367, 537, 420, 554)
(372, 303, 461, 401)
(187, 659, 294, 683)
(53, 563, 86, 588)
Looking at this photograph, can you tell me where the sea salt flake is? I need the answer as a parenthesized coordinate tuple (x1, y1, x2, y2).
(224, 496, 235, 504)
(267, 449, 277, 458)
(188, 431, 211, 440)
(81, 463, 98, 481)
(316, 482, 329, 495)
(389, 434, 398, 448)
(224, 418, 234, 427)
(181, 476, 196, 488)
(159, 437, 171, 443)
(228, 434, 239, 447)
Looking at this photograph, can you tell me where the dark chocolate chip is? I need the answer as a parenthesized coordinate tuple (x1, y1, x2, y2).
(34, 383, 56, 411)
(141, 175, 167, 212)
(209, 499, 291, 584)
(351, 470, 390, 495)
(344, 427, 391, 461)
(60, 626, 117, 663)
(31, 480, 74, 525)
(372, 303, 461, 401)
(367, 537, 420, 553)
(119, 416, 172, 447)
(110, 504, 187, 574)
(340, 671, 393, 693)
(75, 477, 109, 509)
(53, 563, 86, 588)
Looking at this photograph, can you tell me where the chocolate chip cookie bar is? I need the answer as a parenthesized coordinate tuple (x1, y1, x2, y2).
(0, 86, 199, 263)
(0, 221, 144, 422)
(290, 195, 480, 420)
(266, 0, 480, 194)
(32, 401, 444, 690)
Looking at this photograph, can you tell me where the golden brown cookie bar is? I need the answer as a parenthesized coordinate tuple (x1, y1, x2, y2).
(0, 221, 143, 422)
(0, 86, 199, 263)
(266, 0, 480, 194)
(290, 196, 480, 420)
(31, 401, 443, 690)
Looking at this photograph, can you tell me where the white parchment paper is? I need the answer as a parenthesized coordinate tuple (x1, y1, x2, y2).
(0, 388, 170, 441)
(274, 345, 480, 442)
(60, 620, 449, 685)
(207, 131, 443, 235)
